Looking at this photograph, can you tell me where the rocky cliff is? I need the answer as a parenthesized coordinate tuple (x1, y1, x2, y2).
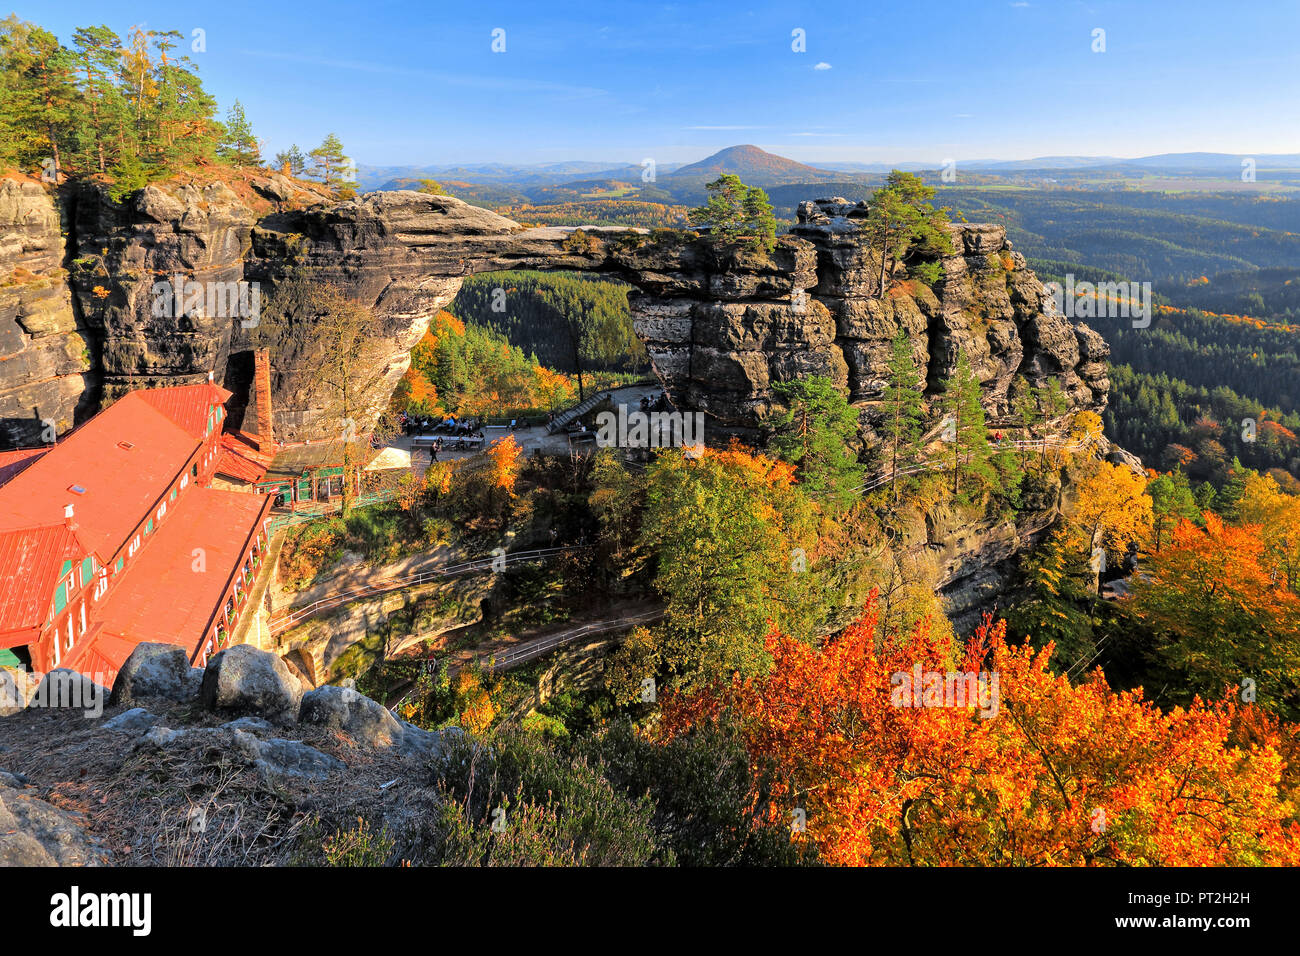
(0, 179, 1109, 448)
(0, 641, 460, 866)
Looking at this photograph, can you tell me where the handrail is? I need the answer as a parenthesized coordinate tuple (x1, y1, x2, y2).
(268, 546, 587, 635)
(479, 608, 664, 671)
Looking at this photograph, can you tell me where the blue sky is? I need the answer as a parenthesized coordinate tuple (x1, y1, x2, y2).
(17, 0, 1300, 167)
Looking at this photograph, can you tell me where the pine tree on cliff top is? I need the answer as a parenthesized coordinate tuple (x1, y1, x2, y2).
(864, 171, 952, 297)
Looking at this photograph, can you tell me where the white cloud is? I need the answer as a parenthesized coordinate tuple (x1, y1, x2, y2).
(813, 62, 832, 70)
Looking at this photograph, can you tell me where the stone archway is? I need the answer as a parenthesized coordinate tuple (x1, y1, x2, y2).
(11, 179, 1107, 450)
(234, 192, 1108, 446)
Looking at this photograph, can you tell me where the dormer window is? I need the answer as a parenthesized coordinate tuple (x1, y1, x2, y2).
(68, 484, 86, 495)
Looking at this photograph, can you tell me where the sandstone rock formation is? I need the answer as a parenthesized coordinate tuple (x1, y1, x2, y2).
(0, 179, 91, 446)
(0, 179, 1110, 449)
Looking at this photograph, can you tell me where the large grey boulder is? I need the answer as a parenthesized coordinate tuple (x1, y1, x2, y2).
(299, 684, 456, 758)
(200, 644, 302, 725)
(298, 685, 405, 749)
(110, 643, 196, 706)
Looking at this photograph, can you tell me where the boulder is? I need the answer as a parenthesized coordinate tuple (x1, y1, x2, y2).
(231, 730, 344, 779)
(299, 684, 404, 749)
(110, 643, 196, 706)
(102, 707, 161, 735)
(200, 644, 302, 725)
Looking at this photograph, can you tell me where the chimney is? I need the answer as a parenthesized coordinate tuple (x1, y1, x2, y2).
(64, 503, 75, 530)
(252, 347, 274, 452)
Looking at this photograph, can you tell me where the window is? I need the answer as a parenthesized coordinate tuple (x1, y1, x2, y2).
(79, 602, 86, 636)
(145, 519, 153, 535)
(192, 463, 198, 479)
(169, 488, 177, 502)
(158, 502, 166, 520)
(65, 616, 74, 651)
(180, 473, 189, 490)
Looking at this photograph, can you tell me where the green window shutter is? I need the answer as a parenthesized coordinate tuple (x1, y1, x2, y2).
(80, 556, 93, 585)
(59, 560, 71, 577)
(115, 557, 123, 572)
(146, 518, 154, 534)
(170, 488, 177, 502)
(54, 582, 67, 614)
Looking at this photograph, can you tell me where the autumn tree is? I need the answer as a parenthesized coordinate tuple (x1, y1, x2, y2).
(1238, 471, 1300, 594)
(1126, 513, 1300, 719)
(1066, 461, 1154, 574)
(661, 591, 1300, 865)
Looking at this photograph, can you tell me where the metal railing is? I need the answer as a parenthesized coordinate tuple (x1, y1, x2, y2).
(479, 607, 664, 672)
(268, 545, 586, 635)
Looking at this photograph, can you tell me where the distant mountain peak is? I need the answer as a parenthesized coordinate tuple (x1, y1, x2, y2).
(669, 144, 837, 183)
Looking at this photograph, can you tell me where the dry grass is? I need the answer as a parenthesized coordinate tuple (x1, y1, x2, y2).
(0, 699, 445, 866)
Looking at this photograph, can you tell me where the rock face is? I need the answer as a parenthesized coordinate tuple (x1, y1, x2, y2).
(0, 180, 1110, 448)
(0, 179, 92, 446)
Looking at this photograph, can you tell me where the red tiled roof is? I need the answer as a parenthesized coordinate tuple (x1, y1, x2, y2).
(0, 524, 83, 643)
(135, 382, 232, 440)
(0, 447, 48, 488)
(215, 432, 276, 484)
(84, 486, 272, 656)
(0, 391, 200, 561)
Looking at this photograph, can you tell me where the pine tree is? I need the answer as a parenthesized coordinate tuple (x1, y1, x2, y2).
(766, 376, 863, 509)
(308, 133, 351, 188)
(70, 25, 125, 174)
(863, 170, 953, 297)
(0, 18, 78, 174)
(940, 349, 993, 498)
(273, 144, 305, 176)
(218, 99, 260, 166)
(880, 330, 925, 503)
(1032, 378, 1069, 469)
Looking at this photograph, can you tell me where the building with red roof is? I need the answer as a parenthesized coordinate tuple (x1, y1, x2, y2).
(0, 380, 274, 685)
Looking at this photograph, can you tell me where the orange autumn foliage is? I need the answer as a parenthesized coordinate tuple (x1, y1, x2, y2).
(660, 591, 1300, 866)
(487, 435, 522, 493)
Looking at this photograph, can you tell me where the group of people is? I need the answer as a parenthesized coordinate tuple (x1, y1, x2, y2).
(399, 411, 485, 439)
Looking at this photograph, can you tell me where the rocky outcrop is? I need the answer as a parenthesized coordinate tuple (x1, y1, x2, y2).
(0, 771, 105, 866)
(2, 180, 1109, 448)
(0, 641, 465, 864)
(0, 179, 92, 446)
